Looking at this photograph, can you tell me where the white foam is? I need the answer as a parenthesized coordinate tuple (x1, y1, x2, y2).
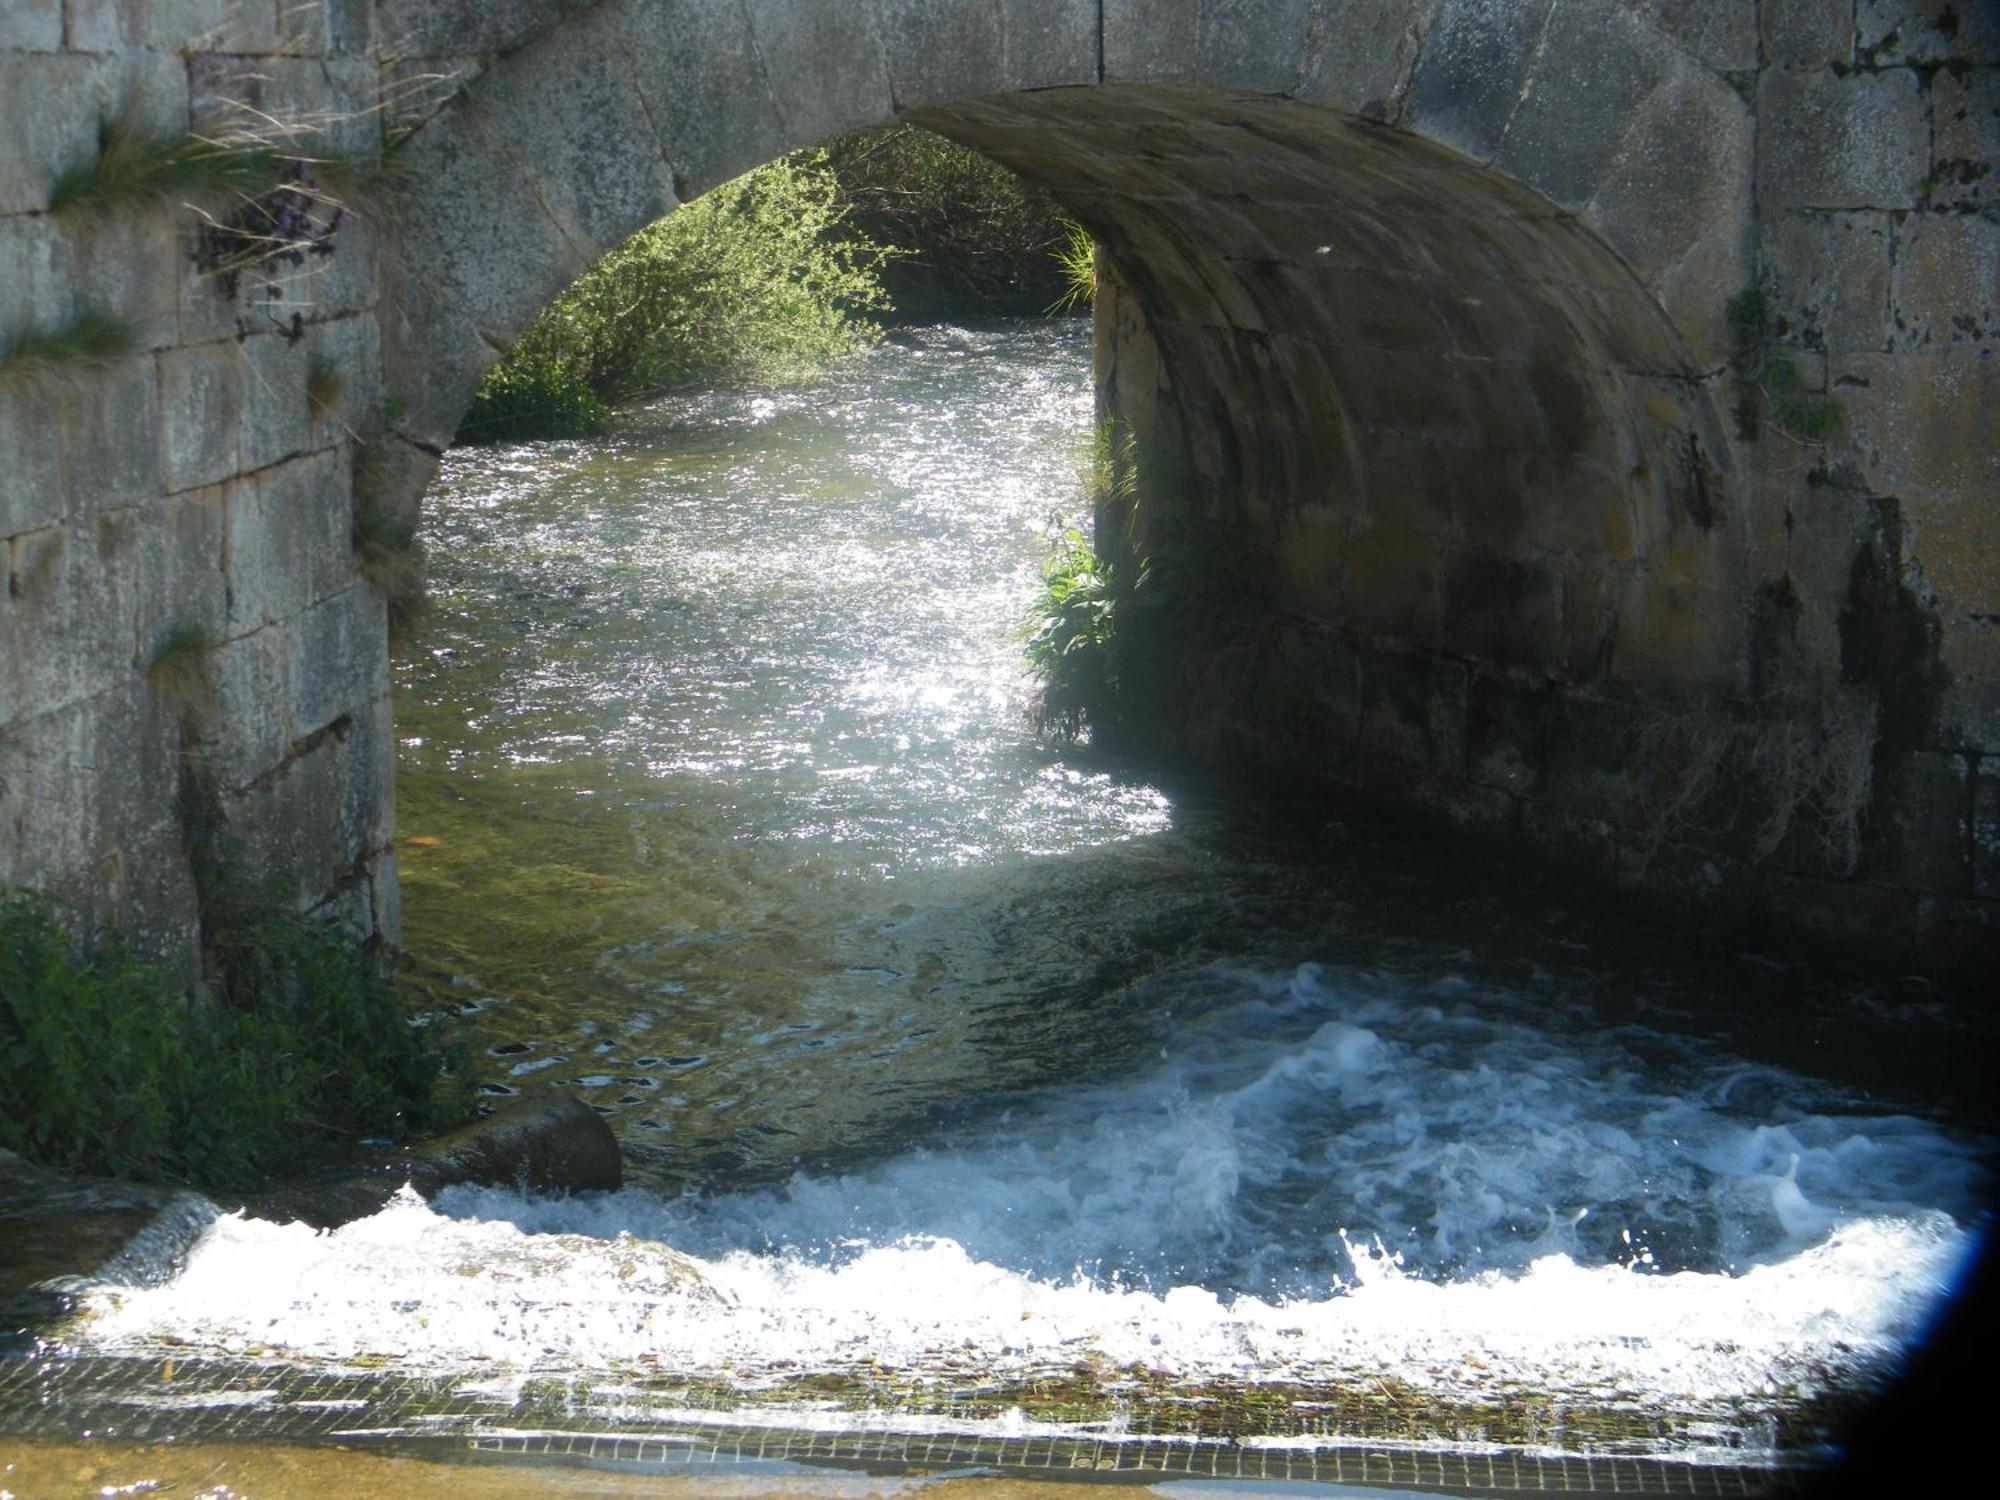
(72, 962, 1987, 1466)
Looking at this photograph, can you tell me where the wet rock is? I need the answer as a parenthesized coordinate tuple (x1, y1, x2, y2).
(244, 1097, 622, 1229)
(0, 1148, 220, 1347)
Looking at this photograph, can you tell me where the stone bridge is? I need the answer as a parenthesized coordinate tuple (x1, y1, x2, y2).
(1, 1, 1994, 977)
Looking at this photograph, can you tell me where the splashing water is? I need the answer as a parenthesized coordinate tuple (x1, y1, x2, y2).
(53, 324, 1995, 1479)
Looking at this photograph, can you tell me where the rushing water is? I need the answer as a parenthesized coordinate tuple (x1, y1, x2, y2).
(51, 323, 1996, 1486)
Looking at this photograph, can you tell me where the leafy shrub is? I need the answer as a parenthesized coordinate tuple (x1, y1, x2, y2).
(0, 892, 467, 1191)
(1026, 529, 1118, 742)
(455, 359, 607, 444)
(459, 149, 890, 442)
(821, 125, 1074, 320)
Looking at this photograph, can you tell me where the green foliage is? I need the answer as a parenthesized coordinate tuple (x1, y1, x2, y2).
(460, 149, 890, 442)
(456, 358, 607, 444)
(0, 891, 468, 1191)
(1048, 219, 1097, 315)
(1725, 288, 1769, 347)
(1727, 287, 1842, 445)
(307, 355, 348, 422)
(820, 125, 1073, 320)
(1026, 530, 1117, 742)
(0, 310, 140, 390)
(50, 110, 285, 215)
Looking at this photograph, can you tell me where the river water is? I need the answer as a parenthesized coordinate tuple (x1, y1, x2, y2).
(39, 322, 1996, 1491)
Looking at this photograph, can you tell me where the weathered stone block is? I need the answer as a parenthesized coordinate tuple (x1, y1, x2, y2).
(0, 0, 61, 52)
(1763, 209, 1893, 356)
(1857, 1, 2000, 65)
(445, 9, 675, 264)
(1198, 0, 1316, 94)
(606, 0, 786, 195)
(0, 213, 70, 344)
(0, 519, 134, 720)
(1757, 67, 1927, 211)
(1905, 493, 2000, 620)
(1889, 213, 1998, 352)
(226, 451, 350, 632)
(67, 2, 273, 53)
(742, 0, 894, 147)
(307, 313, 379, 438)
(1495, 0, 1669, 211)
(1836, 349, 1999, 500)
(1403, 0, 1551, 162)
(0, 383, 65, 540)
(1102, 0, 1201, 83)
(876, 0, 1094, 105)
(53, 199, 183, 353)
(239, 330, 312, 472)
(389, 105, 589, 351)
(0, 51, 185, 215)
(372, 0, 565, 55)
(156, 340, 245, 493)
(371, 245, 494, 449)
(0, 698, 98, 901)
(59, 354, 161, 519)
(1761, 0, 1856, 67)
(1579, 62, 1752, 355)
(290, 584, 386, 735)
(1298, 0, 1432, 115)
(134, 486, 226, 667)
(1630, 0, 1758, 74)
(209, 620, 296, 790)
(1930, 66, 1999, 212)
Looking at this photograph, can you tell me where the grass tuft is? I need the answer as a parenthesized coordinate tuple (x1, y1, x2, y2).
(307, 354, 348, 421)
(51, 109, 285, 215)
(352, 484, 426, 636)
(0, 311, 140, 391)
(145, 620, 220, 734)
(1047, 219, 1097, 315)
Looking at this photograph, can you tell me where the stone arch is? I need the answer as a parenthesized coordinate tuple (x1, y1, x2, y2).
(6, 1, 1989, 973)
(366, 0, 1761, 892)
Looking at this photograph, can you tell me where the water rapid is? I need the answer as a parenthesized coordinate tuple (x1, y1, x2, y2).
(54, 323, 1995, 1482)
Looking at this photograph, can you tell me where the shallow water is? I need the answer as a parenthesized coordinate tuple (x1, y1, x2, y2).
(32, 322, 1998, 1488)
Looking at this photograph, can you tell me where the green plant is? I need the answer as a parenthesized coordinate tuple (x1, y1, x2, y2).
(307, 354, 348, 421)
(0, 889, 470, 1190)
(0, 310, 139, 390)
(50, 109, 286, 215)
(1026, 529, 1118, 742)
(456, 358, 608, 444)
(461, 149, 890, 445)
(145, 621, 220, 734)
(1048, 219, 1097, 314)
(820, 124, 1072, 320)
(352, 487, 426, 635)
(1727, 288, 1842, 445)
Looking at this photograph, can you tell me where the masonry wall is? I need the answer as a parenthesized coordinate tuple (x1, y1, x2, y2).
(0, 2, 395, 955)
(0, 0, 1993, 981)
(1079, 2, 1998, 976)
